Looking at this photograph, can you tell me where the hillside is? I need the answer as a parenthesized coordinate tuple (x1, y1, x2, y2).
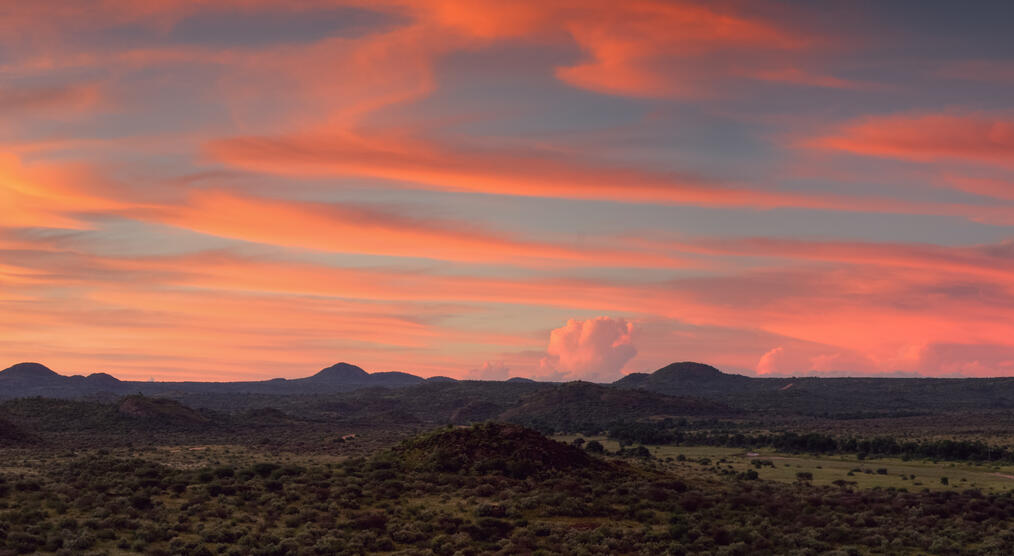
(387, 422, 608, 478)
(498, 381, 733, 431)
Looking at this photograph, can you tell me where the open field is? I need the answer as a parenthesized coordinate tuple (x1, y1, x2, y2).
(555, 436, 1014, 493)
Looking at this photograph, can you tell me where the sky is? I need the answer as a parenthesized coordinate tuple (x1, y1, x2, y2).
(2, 1, 1014, 381)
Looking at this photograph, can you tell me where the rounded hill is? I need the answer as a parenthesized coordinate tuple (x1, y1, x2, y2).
(387, 422, 608, 478)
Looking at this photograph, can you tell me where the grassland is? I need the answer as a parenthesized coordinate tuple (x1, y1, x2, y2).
(555, 435, 1014, 493)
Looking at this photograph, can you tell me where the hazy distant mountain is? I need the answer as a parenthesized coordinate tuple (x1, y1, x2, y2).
(425, 376, 458, 383)
(613, 361, 754, 396)
(0, 361, 427, 400)
(305, 362, 371, 382)
(613, 361, 1014, 414)
(8, 359, 1014, 416)
(0, 362, 128, 398)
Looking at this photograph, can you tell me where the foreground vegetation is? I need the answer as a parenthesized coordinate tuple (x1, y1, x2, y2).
(1, 423, 1013, 555)
(2, 364, 1014, 554)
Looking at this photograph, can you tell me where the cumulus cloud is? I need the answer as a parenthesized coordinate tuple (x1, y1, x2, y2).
(466, 360, 510, 380)
(540, 317, 637, 382)
(756, 346, 878, 377)
(756, 346, 787, 375)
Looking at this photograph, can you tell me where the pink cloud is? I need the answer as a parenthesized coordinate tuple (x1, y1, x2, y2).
(541, 316, 637, 382)
(756, 346, 786, 375)
(808, 112, 1014, 167)
(467, 360, 510, 380)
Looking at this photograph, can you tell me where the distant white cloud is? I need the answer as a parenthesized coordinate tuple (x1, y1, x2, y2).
(467, 360, 510, 380)
(540, 316, 637, 382)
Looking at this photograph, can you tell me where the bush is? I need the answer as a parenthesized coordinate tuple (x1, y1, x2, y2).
(585, 441, 604, 454)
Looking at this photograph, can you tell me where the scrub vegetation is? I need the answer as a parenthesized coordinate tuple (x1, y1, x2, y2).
(2, 362, 1013, 554)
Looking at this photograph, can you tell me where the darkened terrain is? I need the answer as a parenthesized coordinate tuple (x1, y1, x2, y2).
(8, 360, 1014, 416)
(2, 360, 1014, 554)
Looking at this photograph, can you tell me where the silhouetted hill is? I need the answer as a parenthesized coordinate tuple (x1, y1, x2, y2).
(0, 362, 64, 389)
(387, 422, 608, 478)
(0, 362, 128, 398)
(304, 362, 370, 383)
(0, 361, 428, 399)
(613, 361, 1014, 415)
(366, 371, 426, 387)
(295, 363, 423, 389)
(82, 372, 123, 389)
(10, 359, 1014, 417)
(614, 361, 752, 394)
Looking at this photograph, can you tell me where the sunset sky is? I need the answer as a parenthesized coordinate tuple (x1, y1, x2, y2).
(3, 1, 1014, 381)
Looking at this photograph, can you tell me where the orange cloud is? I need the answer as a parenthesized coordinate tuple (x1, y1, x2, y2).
(941, 175, 1014, 201)
(0, 82, 103, 116)
(154, 189, 684, 267)
(7, 236, 1014, 379)
(668, 236, 1014, 282)
(205, 129, 845, 209)
(554, 1, 806, 97)
(810, 112, 1014, 166)
(749, 67, 881, 91)
(207, 128, 1014, 225)
(0, 154, 136, 229)
(0, 253, 542, 380)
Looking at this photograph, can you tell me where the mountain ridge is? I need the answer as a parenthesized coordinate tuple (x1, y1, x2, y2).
(7, 360, 1014, 415)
